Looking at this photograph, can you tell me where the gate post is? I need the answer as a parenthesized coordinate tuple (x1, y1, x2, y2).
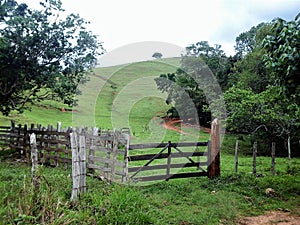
(208, 118, 220, 178)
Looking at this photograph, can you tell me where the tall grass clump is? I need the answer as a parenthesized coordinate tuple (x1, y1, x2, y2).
(2, 165, 75, 225)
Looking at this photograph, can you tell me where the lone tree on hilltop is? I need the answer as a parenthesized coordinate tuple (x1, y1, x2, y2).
(0, 0, 104, 115)
(152, 52, 163, 59)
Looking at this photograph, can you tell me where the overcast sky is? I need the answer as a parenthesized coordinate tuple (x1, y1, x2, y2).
(20, 0, 299, 63)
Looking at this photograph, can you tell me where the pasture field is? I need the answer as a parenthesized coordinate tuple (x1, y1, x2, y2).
(0, 156, 299, 224)
(0, 58, 299, 224)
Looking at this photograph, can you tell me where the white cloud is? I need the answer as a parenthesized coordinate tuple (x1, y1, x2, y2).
(18, 0, 300, 57)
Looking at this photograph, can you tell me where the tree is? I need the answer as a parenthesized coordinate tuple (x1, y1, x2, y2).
(0, 0, 104, 115)
(262, 14, 300, 157)
(234, 22, 266, 58)
(155, 41, 229, 126)
(186, 41, 231, 89)
(225, 16, 300, 156)
(152, 52, 163, 59)
(263, 13, 300, 98)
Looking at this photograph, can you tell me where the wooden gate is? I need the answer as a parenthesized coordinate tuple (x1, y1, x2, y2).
(128, 141, 209, 182)
(127, 119, 221, 182)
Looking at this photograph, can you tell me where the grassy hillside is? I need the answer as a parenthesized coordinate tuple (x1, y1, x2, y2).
(0, 58, 180, 128)
(0, 57, 212, 144)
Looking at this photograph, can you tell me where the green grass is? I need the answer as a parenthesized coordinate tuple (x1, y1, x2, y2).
(1, 57, 300, 224)
(0, 157, 299, 225)
(0, 59, 179, 131)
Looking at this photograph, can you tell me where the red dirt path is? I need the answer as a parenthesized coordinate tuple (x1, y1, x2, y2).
(162, 118, 211, 135)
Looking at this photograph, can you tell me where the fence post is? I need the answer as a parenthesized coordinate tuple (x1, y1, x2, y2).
(10, 120, 16, 148)
(252, 142, 257, 175)
(70, 132, 80, 201)
(88, 127, 98, 174)
(23, 124, 30, 162)
(79, 135, 86, 194)
(30, 133, 40, 189)
(166, 141, 172, 181)
(122, 133, 130, 183)
(104, 132, 111, 180)
(30, 133, 38, 176)
(271, 142, 276, 175)
(208, 118, 220, 178)
(57, 122, 62, 132)
(234, 140, 239, 173)
(110, 130, 118, 182)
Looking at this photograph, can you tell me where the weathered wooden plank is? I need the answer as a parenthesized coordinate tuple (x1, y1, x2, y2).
(271, 142, 276, 175)
(89, 145, 109, 152)
(128, 162, 208, 173)
(87, 164, 125, 177)
(128, 151, 207, 161)
(208, 118, 220, 178)
(79, 135, 86, 193)
(0, 126, 10, 129)
(132, 171, 208, 182)
(70, 132, 79, 201)
(123, 134, 130, 183)
(42, 155, 71, 163)
(129, 142, 208, 150)
(110, 133, 118, 182)
(42, 147, 71, 154)
(87, 164, 111, 172)
(88, 155, 125, 167)
(37, 138, 69, 145)
(234, 140, 239, 173)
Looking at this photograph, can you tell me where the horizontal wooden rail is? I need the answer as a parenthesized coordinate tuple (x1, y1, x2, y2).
(132, 171, 208, 182)
(129, 141, 208, 150)
(128, 151, 207, 161)
(128, 161, 208, 173)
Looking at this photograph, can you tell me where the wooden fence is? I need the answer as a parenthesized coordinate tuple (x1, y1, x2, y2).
(0, 125, 10, 150)
(69, 119, 220, 184)
(0, 121, 72, 166)
(2, 119, 221, 186)
(128, 141, 209, 182)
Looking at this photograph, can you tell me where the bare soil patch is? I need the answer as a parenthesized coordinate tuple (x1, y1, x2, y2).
(237, 209, 300, 225)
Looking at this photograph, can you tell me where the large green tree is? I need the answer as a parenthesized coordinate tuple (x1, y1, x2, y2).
(225, 15, 300, 155)
(0, 0, 104, 115)
(155, 41, 230, 126)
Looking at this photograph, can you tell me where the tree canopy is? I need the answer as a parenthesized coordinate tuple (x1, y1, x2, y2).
(155, 14, 300, 155)
(155, 41, 230, 126)
(152, 52, 163, 59)
(0, 0, 104, 115)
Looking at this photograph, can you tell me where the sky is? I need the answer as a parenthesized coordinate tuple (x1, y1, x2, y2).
(19, 0, 299, 65)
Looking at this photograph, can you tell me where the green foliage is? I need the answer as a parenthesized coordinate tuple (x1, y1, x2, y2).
(155, 42, 230, 125)
(228, 48, 270, 93)
(0, 0, 103, 116)
(263, 13, 300, 97)
(152, 52, 163, 59)
(225, 15, 300, 152)
(234, 22, 266, 58)
(225, 85, 300, 143)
